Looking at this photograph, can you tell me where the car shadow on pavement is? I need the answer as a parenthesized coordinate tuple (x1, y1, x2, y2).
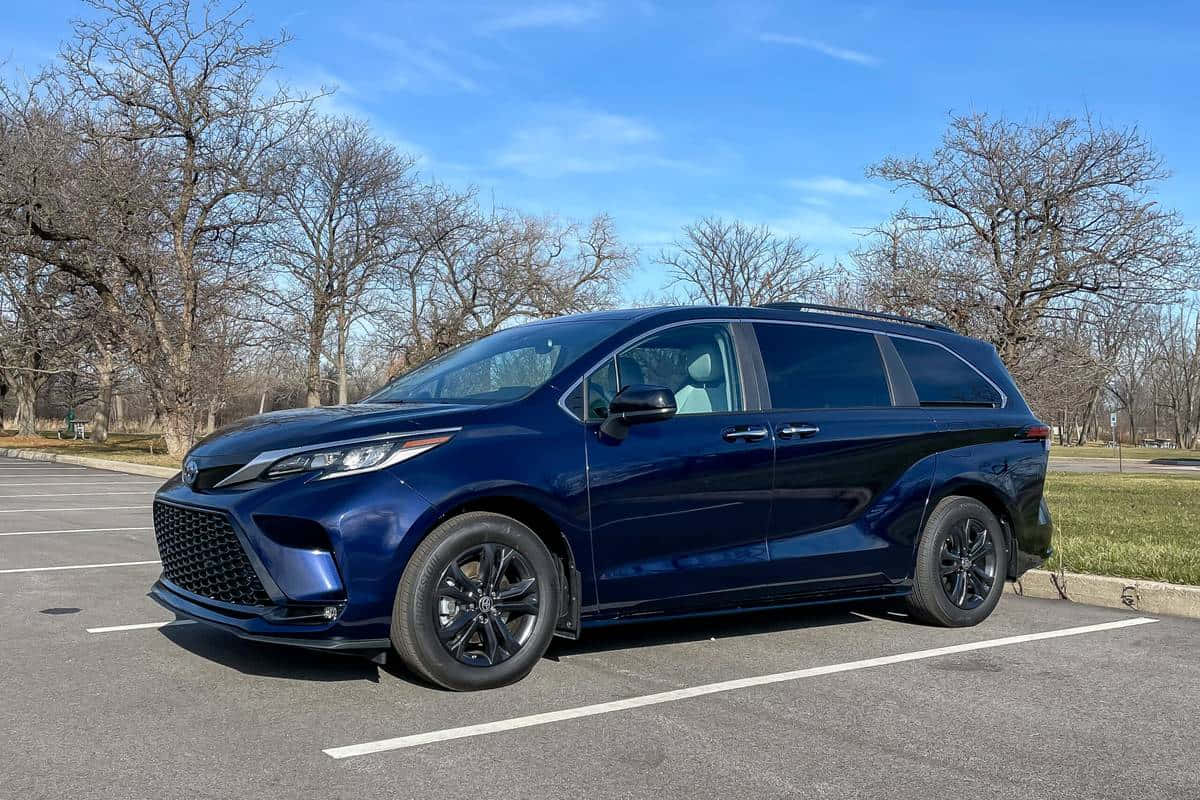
(155, 602, 899, 687)
(548, 604, 874, 659)
(159, 624, 389, 684)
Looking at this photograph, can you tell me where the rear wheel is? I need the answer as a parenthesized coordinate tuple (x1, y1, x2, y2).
(391, 512, 560, 690)
(905, 497, 1006, 627)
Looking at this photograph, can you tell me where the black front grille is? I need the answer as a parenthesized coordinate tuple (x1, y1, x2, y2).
(153, 501, 271, 606)
(193, 464, 244, 490)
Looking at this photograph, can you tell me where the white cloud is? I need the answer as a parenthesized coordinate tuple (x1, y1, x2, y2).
(482, 2, 603, 32)
(786, 176, 876, 196)
(758, 33, 879, 67)
(495, 107, 704, 178)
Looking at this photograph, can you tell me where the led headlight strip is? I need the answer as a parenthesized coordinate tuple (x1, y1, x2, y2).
(212, 428, 460, 488)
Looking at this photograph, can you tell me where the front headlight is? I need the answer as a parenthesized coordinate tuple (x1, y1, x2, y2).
(264, 433, 453, 481)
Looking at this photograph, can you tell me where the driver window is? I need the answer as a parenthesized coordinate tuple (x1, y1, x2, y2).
(584, 323, 742, 419)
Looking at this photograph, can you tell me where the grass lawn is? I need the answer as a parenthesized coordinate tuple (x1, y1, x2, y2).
(1050, 443, 1200, 461)
(0, 430, 179, 468)
(1043, 472, 1200, 585)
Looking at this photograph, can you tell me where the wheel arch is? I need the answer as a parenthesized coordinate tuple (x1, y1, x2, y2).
(927, 479, 1020, 579)
(431, 492, 583, 639)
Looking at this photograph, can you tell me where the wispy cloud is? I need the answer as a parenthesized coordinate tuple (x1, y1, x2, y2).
(768, 207, 866, 248)
(495, 107, 703, 178)
(482, 2, 603, 33)
(758, 33, 879, 67)
(786, 176, 876, 196)
(346, 28, 491, 93)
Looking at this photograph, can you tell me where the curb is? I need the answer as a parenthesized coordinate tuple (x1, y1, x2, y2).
(0, 447, 178, 480)
(1009, 569, 1200, 619)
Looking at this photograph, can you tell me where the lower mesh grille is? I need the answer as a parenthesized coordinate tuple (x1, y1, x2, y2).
(153, 501, 270, 606)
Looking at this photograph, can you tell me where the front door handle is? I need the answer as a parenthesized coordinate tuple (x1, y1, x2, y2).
(777, 423, 820, 439)
(722, 425, 769, 443)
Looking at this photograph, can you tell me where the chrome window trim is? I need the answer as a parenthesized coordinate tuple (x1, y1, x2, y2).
(556, 316, 1007, 419)
(213, 427, 463, 487)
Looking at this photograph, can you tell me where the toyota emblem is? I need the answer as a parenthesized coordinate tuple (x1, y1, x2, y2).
(182, 458, 198, 487)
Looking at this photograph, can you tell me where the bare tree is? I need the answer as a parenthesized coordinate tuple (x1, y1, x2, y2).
(0, 0, 312, 456)
(657, 217, 831, 306)
(1153, 305, 1200, 448)
(0, 256, 82, 435)
(259, 116, 416, 406)
(379, 194, 634, 370)
(857, 113, 1199, 376)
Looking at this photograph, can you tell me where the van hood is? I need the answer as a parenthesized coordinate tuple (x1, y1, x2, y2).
(187, 403, 477, 462)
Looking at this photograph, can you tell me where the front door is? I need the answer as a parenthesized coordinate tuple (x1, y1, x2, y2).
(585, 322, 775, 616)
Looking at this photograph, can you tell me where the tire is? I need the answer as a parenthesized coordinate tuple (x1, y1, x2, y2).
(391, 512, 560, 691)
(905, 497, 1007, 627)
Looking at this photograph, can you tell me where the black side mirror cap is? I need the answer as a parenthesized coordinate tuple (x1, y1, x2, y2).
(599, 384, 677, 440)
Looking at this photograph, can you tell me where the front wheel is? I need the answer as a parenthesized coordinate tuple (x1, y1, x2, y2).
(391, 512, 560, 691)
(905, 497, 1007, 627)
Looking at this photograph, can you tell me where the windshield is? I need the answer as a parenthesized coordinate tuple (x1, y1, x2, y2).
(364, 320, 614, 405)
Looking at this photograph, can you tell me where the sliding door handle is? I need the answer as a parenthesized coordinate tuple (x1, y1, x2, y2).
(722, 425, 769, 442)
(777, 423, 820, 439)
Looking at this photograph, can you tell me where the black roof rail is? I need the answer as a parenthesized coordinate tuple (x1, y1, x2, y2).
(755, 302, 954, 333)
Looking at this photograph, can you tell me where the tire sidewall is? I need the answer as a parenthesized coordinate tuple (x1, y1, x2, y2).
(916, 498, 1007, 626)
(397, 514, 560, 690)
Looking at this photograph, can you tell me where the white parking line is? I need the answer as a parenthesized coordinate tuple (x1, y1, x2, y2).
(0, 506, 148, 514)
(0, 481, 162, 487)
(322, 616, 1158, 759)
(0, 526, 153, 537)
(0, 560, 160, 574)
(86, 620, 195, 634)
(0, 491, 156, 497)
(0, 470, 90, 474)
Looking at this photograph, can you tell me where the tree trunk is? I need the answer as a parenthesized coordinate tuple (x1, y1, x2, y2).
(336, 312, 349, 405)
(306, 299, 328, 408)
(305, 350, 322, 407)
(13, 376, 38, 437)
(1076, 387, 1100, 446)
(160, 408, 195, 459)
(92, 344, 115, 444)
(206, 396, 217, 434)
(259, 390, 268, 415)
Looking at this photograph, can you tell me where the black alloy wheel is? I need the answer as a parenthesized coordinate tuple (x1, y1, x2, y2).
(392, 511, 560, 691)
(435, 543, 541, 667)
(905, 496, 1007, 628)
(938, 517, 997, 610)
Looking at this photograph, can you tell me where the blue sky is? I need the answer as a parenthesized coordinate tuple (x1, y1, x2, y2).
(4, 1, 1200, 298)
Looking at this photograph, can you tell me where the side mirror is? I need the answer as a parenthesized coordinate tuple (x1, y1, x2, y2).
(599, 384, 677, 441)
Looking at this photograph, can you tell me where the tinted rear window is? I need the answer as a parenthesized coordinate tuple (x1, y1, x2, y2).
(891, 337, 1002, 407)
(754, 323, 892, 409)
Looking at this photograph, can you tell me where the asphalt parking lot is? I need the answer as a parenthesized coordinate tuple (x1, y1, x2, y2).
(2, 454, 1198, 800)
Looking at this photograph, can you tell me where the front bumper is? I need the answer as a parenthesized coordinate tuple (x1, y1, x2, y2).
(149, 578, 390, 652)
(150, 467, 437, 648)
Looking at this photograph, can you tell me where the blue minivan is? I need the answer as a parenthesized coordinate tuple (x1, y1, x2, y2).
(151, 303, 1053, 690)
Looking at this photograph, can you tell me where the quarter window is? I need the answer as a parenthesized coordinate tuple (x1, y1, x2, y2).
(584, 358, 618, 420)
(891, 337, 1001, 407)
(753, 323, 892, 409)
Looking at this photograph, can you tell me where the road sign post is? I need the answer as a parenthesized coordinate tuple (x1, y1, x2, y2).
(1110, 412, 1122, 473)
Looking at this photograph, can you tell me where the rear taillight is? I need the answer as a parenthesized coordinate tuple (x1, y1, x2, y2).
(1017, 424, 1052, 451)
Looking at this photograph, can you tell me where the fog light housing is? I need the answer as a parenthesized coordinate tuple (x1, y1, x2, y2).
(322, 605, 339, 620)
